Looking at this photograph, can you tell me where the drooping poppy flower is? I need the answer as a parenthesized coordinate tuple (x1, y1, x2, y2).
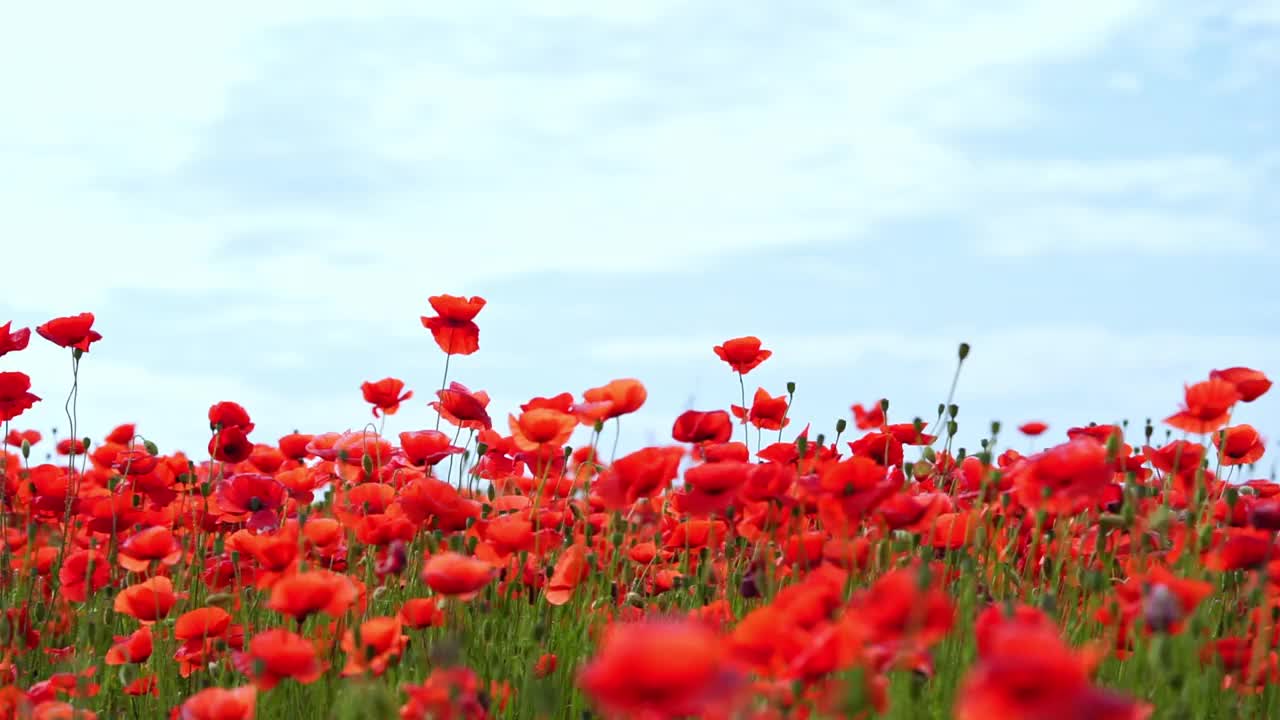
(420, 294, 486, 355)
(0, 371, 40, 422)
(421, 552, 496, 600)
(713, 336, 772, 375)
(852, 401, 887, 430)
(583, 379, 647, 420)
(731, 387, 790, 431)
(1214, 424, 1265, 466)
(672, 410, 733, 445)
(508, 408, 577, 452)
(578, 618, 745, 719)
(114, 576, 178, 623)
(1210, 366, 1272, 403)
(0, 321, 31, 358)
(177, 685, 257, 720)
(237, 629, 324, 690)
(361, 377, 413, 417)
(398, 430, 463, 467)
(1165, 379, 1241, 434)
(37, 313, 102, 352)
(267, 570, 358, 622)
(432, 382, 492, 430)
(1018, 421, 1049, 436)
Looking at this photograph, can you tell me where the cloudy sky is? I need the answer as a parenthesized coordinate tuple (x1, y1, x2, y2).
(2, 1, 1277, 467)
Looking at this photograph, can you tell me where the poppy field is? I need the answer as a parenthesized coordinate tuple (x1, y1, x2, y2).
(1, 297, 1277, 719)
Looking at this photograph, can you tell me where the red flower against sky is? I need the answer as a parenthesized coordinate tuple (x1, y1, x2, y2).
(0, 371, 40, 421)
(1215, 424, 1265, 466)
(361, 377, 412, 417)
(420, 294, 486, 355)
(37, 312, 102, 352)
(1165, 378, 1241, 434)
(731, 387, 790, 431)
(432, 382, 492, 430)
(671, 409, 733, 444)
(0, 321, 31, 358)
(583, 378, 647, 420)
(713, 336, 772, 375)
(1018, 421, 1049, 436)
(1210, 366, 1271, 403)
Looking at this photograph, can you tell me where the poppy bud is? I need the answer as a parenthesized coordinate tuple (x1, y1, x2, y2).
(990, 421, 1001, 436)
(835, 419, 847, 434)
(881, 399, 890, 412)
(143, 440, 159, 456)
(20, 439, 29, 459)
(948, 404, 958, 418)
(786, 381, 796, 395)
(476, 442, 488, 456)
(82, 437, 92, 451)
(957, 342, 970, 360)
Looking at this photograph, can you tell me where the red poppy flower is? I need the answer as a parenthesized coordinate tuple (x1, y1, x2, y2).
(105, 627, 153, 666)
(208, 401, 254, 432)
(421, 552, 496, 600)
(114, 576, 178, 623)
(341, 616, 408, 676)
(1010, 437, 1117, 514)
(5, 428, 40, 447)
(432, 382, 492, 430)
(37, 312, 102, 352)
(1210, 366, 1272, 403)
(117, 527, 183, 572)
(0, 371, 40, 422)
(713, 336, 772, 375)
(398, 430, 464, 466)
(1215, 424, 1265, 466)
(578, 618, 744, 718)
(237, 629, 324, 690)
(508, 408, 577, 451)
(731, 387, 790, 431)
(583, 379, 648, 420)
(174, 607, 233, 644)
(267, 570, 358, 622)
(593, 446, 685, 509)
(420, 294, 486, 355)
(399, 598, 445, 629)
(0, 321, 31, 358)
(1018, 421, 1049, 436)
(178, 686, 256, 720)
(361, 377, 413, 417)
(852, 401, 887, 430)
(672, 410, 733, 444)
(278, 432, 314, 460)
(955, 619, 1151, 720)
(546, 544, 590, 606)
(1165, 379, 1241, 434)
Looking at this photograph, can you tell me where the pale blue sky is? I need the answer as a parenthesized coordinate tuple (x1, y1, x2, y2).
(1, 2, 1277, 468)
